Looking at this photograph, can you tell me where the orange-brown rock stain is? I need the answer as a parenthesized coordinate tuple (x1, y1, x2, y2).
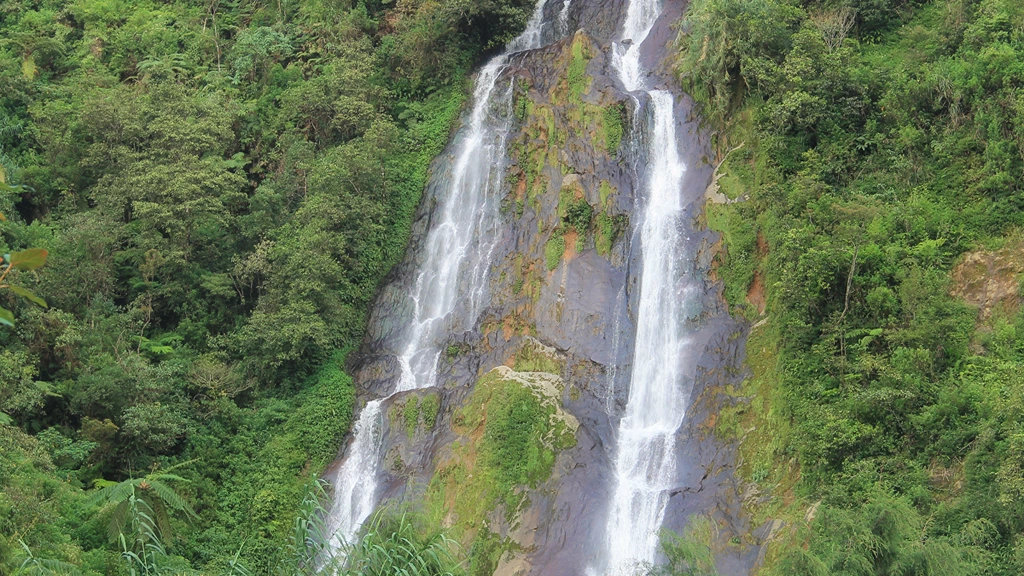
(561, 229, 578, 262)
(747, 271, 766, 316)
(951, 240, 1024, 320)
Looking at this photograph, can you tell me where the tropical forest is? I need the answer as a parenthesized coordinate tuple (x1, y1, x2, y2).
(1, 0, 1024, 574)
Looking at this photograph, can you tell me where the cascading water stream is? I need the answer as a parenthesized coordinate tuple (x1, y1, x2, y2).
(324, 0, 559, 551)
(598, 0, 698, 572)
(559, 0, 572, 34)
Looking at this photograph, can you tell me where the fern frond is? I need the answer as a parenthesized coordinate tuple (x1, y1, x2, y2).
(87, 478, 140, 508)
(107, 500, 131, 543)
(152, 499, 174, 544)
(146, 478, 196, 516)
(149, 459, 196, 476)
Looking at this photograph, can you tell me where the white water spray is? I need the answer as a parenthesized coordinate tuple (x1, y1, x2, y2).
(599, 0, 699, 572)
(325, 400, 382, 545)
(325, 0, 559, 550)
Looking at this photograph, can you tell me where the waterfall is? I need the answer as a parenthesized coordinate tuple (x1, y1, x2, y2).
(324, 0, 560, 551)
(599, 0, 699, 572)
(559, 0, 572, 35)
(325, 399, 383, 545)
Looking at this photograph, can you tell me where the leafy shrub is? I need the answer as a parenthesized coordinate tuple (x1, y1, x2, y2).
(544, 234, 565, 271)
(602, 103, 625, 155)
(563, 199, 593, 235)
(420, 393, 440, 430)
(290, 359, 357, 465)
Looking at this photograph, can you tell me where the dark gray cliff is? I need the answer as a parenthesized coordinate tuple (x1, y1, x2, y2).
(326, 1, 766, 574)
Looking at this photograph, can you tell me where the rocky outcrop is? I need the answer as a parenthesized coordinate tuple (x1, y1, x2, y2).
(329, 1, 765, 574)
(952, 239, 1024, 321)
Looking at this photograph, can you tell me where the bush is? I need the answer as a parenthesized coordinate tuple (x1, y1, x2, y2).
(290, 358, 357, 465)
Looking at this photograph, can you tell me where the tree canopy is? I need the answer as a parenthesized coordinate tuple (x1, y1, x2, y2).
(0, 0, 536, 572)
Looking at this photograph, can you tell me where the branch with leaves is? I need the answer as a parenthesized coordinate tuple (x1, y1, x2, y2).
(0, 181, 49, 326)
(0, 246, 49, 325)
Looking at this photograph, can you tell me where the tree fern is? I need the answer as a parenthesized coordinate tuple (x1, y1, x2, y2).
(87, 468, 196, 546)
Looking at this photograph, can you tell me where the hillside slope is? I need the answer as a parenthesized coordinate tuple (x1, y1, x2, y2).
(677, 0, 1024, 573)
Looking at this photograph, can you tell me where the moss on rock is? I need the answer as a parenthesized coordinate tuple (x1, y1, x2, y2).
(513, 337, 563, 375)
(403, 396, 420, 439)
(566, 34, 592, 106)
(421, 393, 440, 430)
(425, 367, 578, 558)
(544, 233, 565, 271)
(601, 102, 625, 155)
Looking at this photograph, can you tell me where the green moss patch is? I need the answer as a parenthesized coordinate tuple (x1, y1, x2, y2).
(393, 391, 442, 439)
(420, 394, 440, 430)
(601, 103, 625, 155)
(426, 368, 577, 541)
(595, 212, 627, 258)
(459, 368, 575, 509)
(512, 338, 563, 375)
(545, 233, 566, 271)
(705, 201, 758, 319)
(599, 180, 615, 208)
(403, 396, 420, 439)
(566, 35, 592, 106)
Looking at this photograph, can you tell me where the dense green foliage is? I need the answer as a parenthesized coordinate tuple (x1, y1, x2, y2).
(338, 512, 464, 576)
(680, 0, 1024, 573)
(451, 369, 575, 515)
(14, 0, 1024, 571)
(0, 0, 538, 572)
(635, 518, 720, 576)
(480, 382, 554, 501)
(421, 367, 576, 576)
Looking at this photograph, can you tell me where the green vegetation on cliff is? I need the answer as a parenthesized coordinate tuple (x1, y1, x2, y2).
(427, 365, 576, 575)
(679, 0, 1024, 573)
(0, 0, 538, 572)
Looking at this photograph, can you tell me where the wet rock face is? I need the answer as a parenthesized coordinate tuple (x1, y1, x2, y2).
(332, 1, 763, 574)
(363, 29, 640, 573)
(569, 0, 629, 43)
